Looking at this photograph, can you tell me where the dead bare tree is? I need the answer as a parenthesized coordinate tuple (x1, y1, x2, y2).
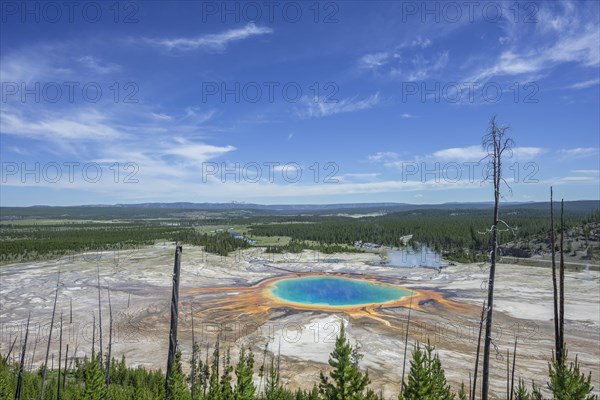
(41, 272, 60, 400)
(510, 335, 517, 400)
(105, 287, 114, 399)
(550, 187, 560, 362)
(63, 343, 69, 390)
(14, 313, 30, 400)
(92, 312, 96, 360)
(481, 116, 514, 400)
(400, 293, 414, 394)
(29, 325, 40, 371)
(57, 313, 63, 400)
(472, 300, 486, 400)
(191, 304, 196, 400)
(559, 199, 565, 360)
(97, 265, 103, 371)
(165, 244, 183, 396)
(506, 349, 510, 399)
(4, 337, 17, 364)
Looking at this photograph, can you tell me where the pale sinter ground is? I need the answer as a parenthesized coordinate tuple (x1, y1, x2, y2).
(1, 243, 598, 399)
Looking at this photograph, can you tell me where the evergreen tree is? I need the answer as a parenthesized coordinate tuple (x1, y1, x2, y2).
(220, 348, 234, 399)
(457, 382, 468, 400)
(234, 346, 256, 400)
(0, 359, 11, 400)
(116, 354, 128, 385)
(548, 350, 597, 400)
(189, 342, 202, 397)
(399, 341, 455, 400)
(308, 385, 320, 400)
(264, 356, 284, 400)
(514, 378, 531, 400)
(319, 321, 371, 400)
(207, 340, 222, 400)
(82, 357, 108, 400)
(166, 350, 191, 400)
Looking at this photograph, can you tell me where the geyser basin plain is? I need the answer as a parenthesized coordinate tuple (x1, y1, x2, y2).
(269, 275, 412, 307)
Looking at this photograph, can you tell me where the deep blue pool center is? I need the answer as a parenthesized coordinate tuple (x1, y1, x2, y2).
(270, 276, 411, 306)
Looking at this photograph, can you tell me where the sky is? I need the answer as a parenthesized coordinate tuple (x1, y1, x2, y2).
(1, 0, 599, 206)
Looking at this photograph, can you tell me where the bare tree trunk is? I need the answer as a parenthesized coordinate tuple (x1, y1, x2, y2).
(258, 342, 268, 396)
(41, 272, 60, 400)
(510, 336, 517, 400)
(469, 371, 472, 400)
(204, 344, 209, 398)
(482, 116, 512, 400)
(506, 349, 510, 399)
(559, 200, 565, 360)
(29, 325, 40, 371)
(92, 313, 96, 360)
(191, 305, 196, 400)
(400, 293, 414, 394)
(551, 187, 560, 362)
(14, 313, 30, 400)
(63, 343, 68, 390)
(472, 300, 486, 400)
(105, 287, 113, 399)
(97, 266, 103, 371)
(277, 335, 282, 384)
(57, 313, 63, 400)
(4, 337, 17, 364)
(165, 244, 183, 395)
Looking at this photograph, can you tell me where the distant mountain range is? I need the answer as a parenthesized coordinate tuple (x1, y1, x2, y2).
(102, 200, 597, 211)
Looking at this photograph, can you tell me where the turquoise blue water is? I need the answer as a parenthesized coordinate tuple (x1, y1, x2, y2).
(271, 276, 411, 306)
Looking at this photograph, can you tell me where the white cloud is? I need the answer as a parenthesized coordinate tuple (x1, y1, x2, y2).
(77, 56, 121, 74)
(408, 37, 431, 48)
(558, 147, 598, 158)
(359, 52, 390, 69)
(511, 147, 545, 160)
(568, 78, 600, 89)
(403, 51, 449, 81)
(340, 173, 380, 182)
(367, 152, 398, 162)
(358, 33, 446, 81)
(1, 109, 123, 142)
(161, 138, 235, 163)
(301, 92, 380, 118)
(145, 23, 273, 51)
(432, 145, 544, 162)
(431, 145, 485, 161)
(464, 2, 599, 83)
(151, 112, 173, 121)
(184, 107, 216, 124)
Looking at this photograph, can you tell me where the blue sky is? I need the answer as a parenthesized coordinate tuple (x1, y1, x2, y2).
(1, 0, 599, 206)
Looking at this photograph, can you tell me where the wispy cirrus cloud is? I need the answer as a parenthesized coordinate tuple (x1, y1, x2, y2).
(464, 1, 599, 83)
(358, 36, 448, 81)
(77, 56, 121, 74)
(143, 23, 273, 51)
(367, 145, 545, 168)
(367, 152, 399, 162)
(300, 92, 380, 118)
(558, 147, 599, 158)
(433, 145, 545, 162)
(339, 173, 381, 182)
(1, 109, 123, 142)
(567, 78, 600, 90)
